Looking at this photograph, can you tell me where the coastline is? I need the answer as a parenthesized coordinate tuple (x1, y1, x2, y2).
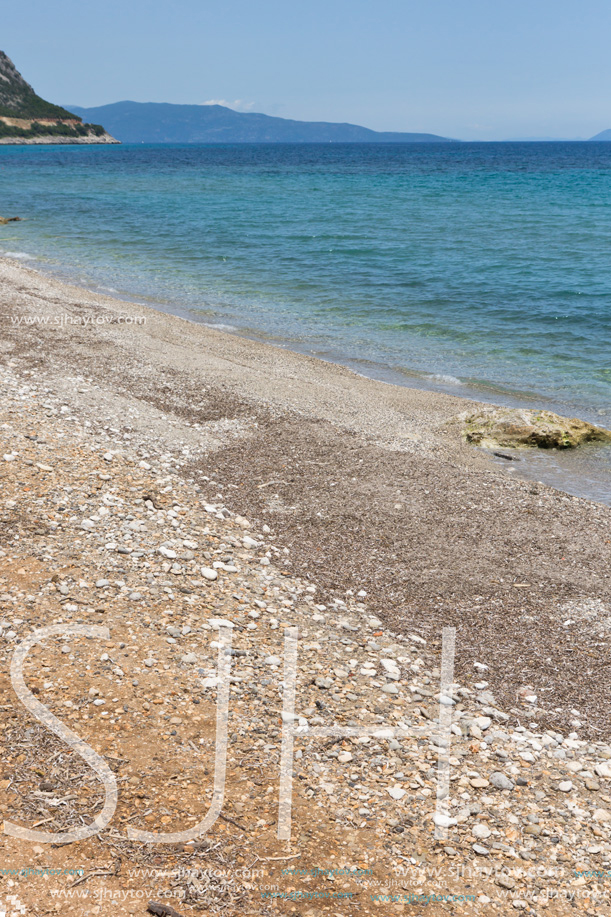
(0, 133, 119, 144)
(0, 255, 490, 458)
(1, 139, 610, 474)
(1, 254, 611, 736)
(7, 246, 611, 504)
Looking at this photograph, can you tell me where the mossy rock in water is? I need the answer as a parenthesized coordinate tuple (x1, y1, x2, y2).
(461, 407, 611, 450)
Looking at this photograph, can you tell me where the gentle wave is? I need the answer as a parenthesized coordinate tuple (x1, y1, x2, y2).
(207, 322, 239, 332)
(3, 251, 35, 261)
(426, 373, 462, 386)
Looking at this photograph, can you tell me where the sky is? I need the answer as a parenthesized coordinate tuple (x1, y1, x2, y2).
(5, 0, 611, 140)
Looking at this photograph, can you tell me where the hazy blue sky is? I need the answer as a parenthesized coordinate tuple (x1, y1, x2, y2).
(5, 0, 611, 139)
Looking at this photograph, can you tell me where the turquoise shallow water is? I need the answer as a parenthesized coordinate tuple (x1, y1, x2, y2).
(1, 142, 610, 501)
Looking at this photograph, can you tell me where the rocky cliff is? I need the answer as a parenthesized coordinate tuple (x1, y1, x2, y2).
(0, 51, 118, 144)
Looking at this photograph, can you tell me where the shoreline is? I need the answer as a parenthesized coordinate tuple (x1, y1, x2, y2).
(0, 255, 490, 458)
(1, 138, 610, 460)
(6, 247, 611, 505)
(19, 248, 603, 418)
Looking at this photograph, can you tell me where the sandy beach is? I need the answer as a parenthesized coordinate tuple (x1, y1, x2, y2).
(2, 255, 611, 913)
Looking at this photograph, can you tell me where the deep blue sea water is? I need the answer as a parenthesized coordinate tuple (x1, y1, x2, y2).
(1, 142, 610, 500)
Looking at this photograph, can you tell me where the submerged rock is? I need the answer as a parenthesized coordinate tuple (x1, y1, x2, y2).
(460, 407, 611, 450)
(0, 216, 22, 224)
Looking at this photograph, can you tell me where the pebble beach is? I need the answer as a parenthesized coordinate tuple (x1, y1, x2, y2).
(1, 256, 611, 915)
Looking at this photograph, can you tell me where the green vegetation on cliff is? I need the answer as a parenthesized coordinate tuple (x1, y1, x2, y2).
(0, 119, 105, 140)
(0, 50, 79, 121)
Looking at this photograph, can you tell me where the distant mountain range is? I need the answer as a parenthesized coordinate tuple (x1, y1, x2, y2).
(0, 51, 116, 144)
(3, 46, 609, 147)
(68, 101, 453, 145)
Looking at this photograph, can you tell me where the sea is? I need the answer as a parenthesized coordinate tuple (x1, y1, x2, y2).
(1, 142, 610, 502)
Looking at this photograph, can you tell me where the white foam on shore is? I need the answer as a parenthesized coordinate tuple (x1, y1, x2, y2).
(427, 373, 462, 386)
(208, 322, 238, 332)
(3, 251, 35, 261)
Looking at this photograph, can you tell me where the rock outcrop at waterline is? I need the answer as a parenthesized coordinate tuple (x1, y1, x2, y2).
(0, 129, 118, 145)
(460, 407, 611, 449)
